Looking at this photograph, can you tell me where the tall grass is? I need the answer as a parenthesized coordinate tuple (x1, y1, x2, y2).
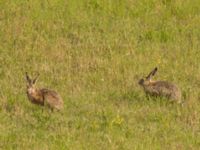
(0, 0, 200, 149)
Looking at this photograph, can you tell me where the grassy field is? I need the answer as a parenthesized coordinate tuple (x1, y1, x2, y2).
(0, 0, 200, 149)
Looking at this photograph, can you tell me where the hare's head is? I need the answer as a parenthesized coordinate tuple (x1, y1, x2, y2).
(138, 67, 157, 86)
(25, 72, 39, 94)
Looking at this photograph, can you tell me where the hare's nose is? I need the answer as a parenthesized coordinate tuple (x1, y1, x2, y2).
(138, 79, 144, 85)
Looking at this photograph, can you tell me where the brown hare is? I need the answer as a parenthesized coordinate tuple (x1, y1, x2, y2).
(25, 72, 64, 110)
(138, 67, 182, 103)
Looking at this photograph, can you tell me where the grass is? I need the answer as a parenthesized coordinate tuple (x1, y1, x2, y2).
(0, 0, 200, 149)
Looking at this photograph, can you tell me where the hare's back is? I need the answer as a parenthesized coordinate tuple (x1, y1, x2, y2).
(154, 81, 179, 90)
(154, 81, 181, 102)
(153, 81, 181, 98)
(41, 89, 63, 110)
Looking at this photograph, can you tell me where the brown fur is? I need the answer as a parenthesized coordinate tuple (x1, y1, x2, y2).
(25, 72, 63, 110)
(138, 67, 182, 103)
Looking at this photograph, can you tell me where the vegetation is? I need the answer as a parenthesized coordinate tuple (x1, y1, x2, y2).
(0, 0, 200, 149)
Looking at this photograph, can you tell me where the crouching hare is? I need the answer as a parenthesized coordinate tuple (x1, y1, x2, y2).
(25, 72, 64, 110)
(138, 67, 182, 103)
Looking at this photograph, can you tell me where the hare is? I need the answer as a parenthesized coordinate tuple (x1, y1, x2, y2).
(138, 67, 182, 103)
(25, 72, 64, 110)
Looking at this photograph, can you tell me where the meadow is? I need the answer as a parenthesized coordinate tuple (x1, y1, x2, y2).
(0, 0, 200, 149)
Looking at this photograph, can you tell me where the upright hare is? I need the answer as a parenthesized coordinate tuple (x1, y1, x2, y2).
(25, 72, 63, 110)
(138, 67, 182, 103)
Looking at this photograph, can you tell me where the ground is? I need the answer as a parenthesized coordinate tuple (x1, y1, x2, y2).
(0, 0, 200, 149)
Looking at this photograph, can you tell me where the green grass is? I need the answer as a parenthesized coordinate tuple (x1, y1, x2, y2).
(1, 0, 200, 149)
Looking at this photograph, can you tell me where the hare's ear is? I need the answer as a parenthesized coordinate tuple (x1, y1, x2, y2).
(146, 67, 158, 80)
(33, 73, 40, 84)
(25, 72, 31, 83)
